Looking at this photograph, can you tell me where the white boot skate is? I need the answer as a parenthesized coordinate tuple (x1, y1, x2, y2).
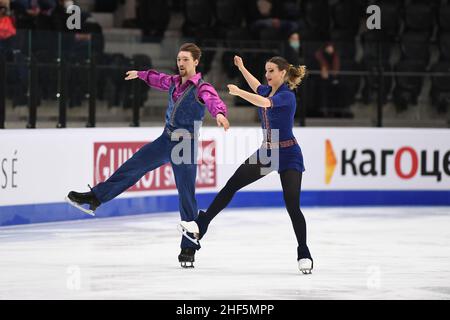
(298, 258, 313, 274)
(177, 221, 200, 245)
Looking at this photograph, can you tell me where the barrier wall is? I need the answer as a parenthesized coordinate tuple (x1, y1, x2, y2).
(1, 127, 449, 226)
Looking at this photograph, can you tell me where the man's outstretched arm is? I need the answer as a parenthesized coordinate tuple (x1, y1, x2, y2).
(125, 70, 173, 91)
(198, 84, 230, 131)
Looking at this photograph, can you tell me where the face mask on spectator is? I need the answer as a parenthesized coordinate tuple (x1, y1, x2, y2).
(290, 40, 300, 50)
(0, 6, 7, 14)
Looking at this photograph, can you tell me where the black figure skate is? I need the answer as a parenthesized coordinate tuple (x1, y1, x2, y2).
(178, 248, 196, 268)
(66, 185, 101, 216)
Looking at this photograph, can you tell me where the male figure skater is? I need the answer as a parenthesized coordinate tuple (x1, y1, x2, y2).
(66, 43, 230, 268)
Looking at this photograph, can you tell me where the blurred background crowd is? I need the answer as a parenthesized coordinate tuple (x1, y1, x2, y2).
(1, 0, 449, 128)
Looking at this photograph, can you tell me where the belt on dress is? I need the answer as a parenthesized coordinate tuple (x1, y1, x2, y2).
(165, 127, 196, 139)
(262, 138, 298, 149)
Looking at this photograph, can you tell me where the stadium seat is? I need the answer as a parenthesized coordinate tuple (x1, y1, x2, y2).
(278, 0, 301, 21)
(182, 0, 212, 37)
(376, 0, 403, 8)
(136, 0, 170, 39)
(400, 31, 430, 64)
(131, 54, 152, 107)
(331, 0, 361, 36)
(330, 29, 357, 61)
(215, 0, 243, 38)
(393, 60, 427, 111)
(379, 3, 402, 40)
(410, 0, 440, 8)
(404, 4, 435, 34)
(438, 5, 450, 33)
(438, 32, 450, 61)
(258, 27, 282, 49)
(221, 28, 253, 79)
(361, 60, 393, 106)
(102, 53, 132, 108)
(360, 30, 393, 64)
(430, 61, 450, 113)
(302, 0, 330, 39)
(338, 59, 362, 112)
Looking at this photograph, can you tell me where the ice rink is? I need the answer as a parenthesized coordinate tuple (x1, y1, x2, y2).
(0, 207, 449, 300)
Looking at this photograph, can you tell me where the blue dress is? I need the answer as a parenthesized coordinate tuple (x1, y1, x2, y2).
(255, 83, 305, 173)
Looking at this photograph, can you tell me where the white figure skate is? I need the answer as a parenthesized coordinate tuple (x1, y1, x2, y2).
(177, 221, 200, 246)
(298, 258, 313, 274)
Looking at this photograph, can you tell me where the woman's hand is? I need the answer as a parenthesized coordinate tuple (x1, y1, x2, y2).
(234, 56, 244, 70)
(227, 84, 241, 96)
(125, 70, 139, 80)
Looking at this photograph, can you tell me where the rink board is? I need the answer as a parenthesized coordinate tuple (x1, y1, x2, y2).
(0, 127, 449, 226)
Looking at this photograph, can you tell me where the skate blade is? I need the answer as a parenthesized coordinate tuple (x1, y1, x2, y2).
(177, 224, 199, 246)
(300, 269, 312, 275)
(65, 197, 96, 216)
(180, 262, 195, 269)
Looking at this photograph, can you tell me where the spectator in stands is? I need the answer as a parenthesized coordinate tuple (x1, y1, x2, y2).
(284, 31, 302, 66)
(10, 0, 42, 29)
(51, 0, 95, 53)
(35, 0, 55, 30)
(0, 0, 16, 49)
(51, 0, 73, 31)
(1, 0, 27, 107)
(315, 42, 341, 116)
(250, 0, 298, 38)
(135, 0, 169, 40)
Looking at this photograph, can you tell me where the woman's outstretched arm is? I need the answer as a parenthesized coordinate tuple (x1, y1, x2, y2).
(234, 56, 261, 93)
(227, 84, 271, 108)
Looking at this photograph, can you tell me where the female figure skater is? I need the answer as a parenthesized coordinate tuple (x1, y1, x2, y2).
(180, 55, 313, 274)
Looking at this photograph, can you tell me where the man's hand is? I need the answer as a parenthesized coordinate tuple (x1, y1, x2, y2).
(125, 70, 139, 80)
(216, 114, 230, 131)
(227, 84, 241, 96)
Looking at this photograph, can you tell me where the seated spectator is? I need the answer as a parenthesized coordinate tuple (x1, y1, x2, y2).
(314, 42, 342, 116)
(35, 0, 56, 30)
(250, 0, 298, 39)
(51, 0, 74, 31)
(135, 0, 169, 40)
(10, 0, 42, 29)
(285, 31, 302, 66)
(1, 0, 27, 107)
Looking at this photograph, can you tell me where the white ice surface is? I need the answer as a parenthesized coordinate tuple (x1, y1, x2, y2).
(0, 207, 449, 299)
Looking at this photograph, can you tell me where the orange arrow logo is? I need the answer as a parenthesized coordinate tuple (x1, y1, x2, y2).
(325, 139, 337, 184)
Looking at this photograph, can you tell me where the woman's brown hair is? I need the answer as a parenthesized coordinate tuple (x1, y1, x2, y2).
(267, 56, 307, 90)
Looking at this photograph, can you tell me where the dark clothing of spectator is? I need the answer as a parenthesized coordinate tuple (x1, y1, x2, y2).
(315, 43, 341, 115)
(11, 0, 55, 29)
(249, 0, 298, 38)
(315, 46, 340, 76)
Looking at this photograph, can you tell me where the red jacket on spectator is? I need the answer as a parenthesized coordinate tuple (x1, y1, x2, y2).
(315, 42, 341, 75)
(0, 15, 16, 40)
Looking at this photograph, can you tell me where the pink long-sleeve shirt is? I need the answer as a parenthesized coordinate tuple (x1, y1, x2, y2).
(137, 70, 228, 118)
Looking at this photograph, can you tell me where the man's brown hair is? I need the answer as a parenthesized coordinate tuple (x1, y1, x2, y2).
(179, 43, 202, 62)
